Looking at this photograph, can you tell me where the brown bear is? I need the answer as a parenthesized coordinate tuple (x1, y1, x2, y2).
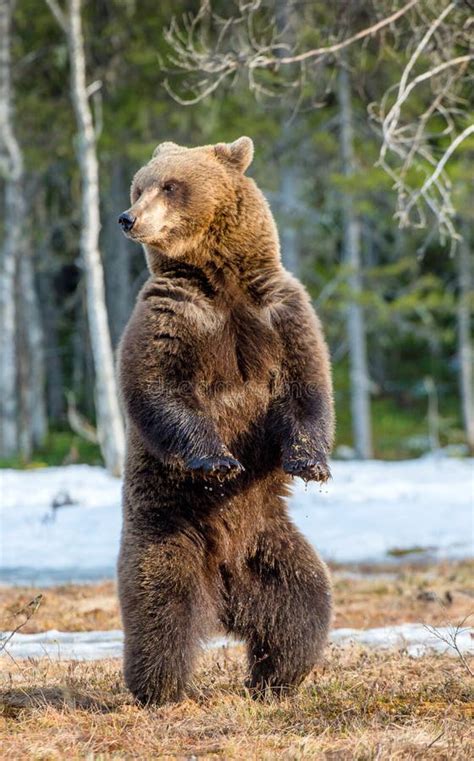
(117, 136, 334, 705)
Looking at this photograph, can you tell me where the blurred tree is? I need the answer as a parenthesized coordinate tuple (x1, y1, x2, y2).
(17, 247, 48, 457)
(274, 0, 300, 276)
(338, 62, 372, 459)
(162, 0, 473, 458)
(45, 0, 125, 475)
(102, 162, 133, 347)
(0, 0, 47, 459)
(0, 0, 20, 457)
(457, 227, 474, 454)
(2, 0, 471, 466)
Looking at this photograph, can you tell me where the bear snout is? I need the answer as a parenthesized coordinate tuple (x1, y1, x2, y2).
(118, 211, 136, 233)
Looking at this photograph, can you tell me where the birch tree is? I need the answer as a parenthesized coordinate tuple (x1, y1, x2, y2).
(457, 229, 474, 455)
(338, 64, 373, 459)
(0, 0, 20, 458)
(1, 0, 48, 460)
(46, 0, 125, 475)
(274, 0, 300, 277)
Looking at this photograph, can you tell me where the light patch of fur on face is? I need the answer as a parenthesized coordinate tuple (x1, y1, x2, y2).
(135, 197, 182, 247)
(165, 228, 208, 259)
(141, 198, 171, 238)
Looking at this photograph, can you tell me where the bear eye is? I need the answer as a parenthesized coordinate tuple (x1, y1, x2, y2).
(134, 186, 142, 200)
(162, 181, 177, 195)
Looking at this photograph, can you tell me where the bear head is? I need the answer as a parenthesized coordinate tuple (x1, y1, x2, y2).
(118, 137, 279, 272)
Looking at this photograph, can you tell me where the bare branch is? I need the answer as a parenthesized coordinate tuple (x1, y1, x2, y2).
(402, 124, 474, 221)
(164, 68, 235, 105)
(44, 0, 68, 33)
(164, 0, 472, 247)
(86, 79, 102, 98)
(66, 390, 99, 444)
(381, 56, 472, 154)
(372, 0, 473, 246)
(390, 0, 456, 114)
(163, 0, 422, 104)
(265, 0, 420, 66)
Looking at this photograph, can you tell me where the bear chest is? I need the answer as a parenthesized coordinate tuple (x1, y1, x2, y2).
(196, 308, 282, 430)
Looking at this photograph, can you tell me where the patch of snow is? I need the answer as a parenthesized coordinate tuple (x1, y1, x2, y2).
(0, 465, 122, 585)
(1, 624, 472, 661)
(330, 622, 473, 658)
(0, 629, 124, 661)
(1, 458, 473, 585)
(291, 456, 474, 564)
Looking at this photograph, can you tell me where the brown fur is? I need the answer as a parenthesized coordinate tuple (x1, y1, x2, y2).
(117, 137, 335, 705)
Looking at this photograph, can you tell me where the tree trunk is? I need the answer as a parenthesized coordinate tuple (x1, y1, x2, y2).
(66, 0, 124, 475)
(0, 0, 20, 458)
(457, 229, 474, 454)
(279, 163, 300, 276)
(103, 161, 132, 347)
(18, 253, 48, 449)
(38, 268, 65, 423)
(338, 63, 373, 459)
(1, 2, 47, 460)
(275, 0, 300, 276)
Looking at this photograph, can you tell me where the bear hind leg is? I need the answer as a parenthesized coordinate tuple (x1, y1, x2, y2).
(221, 523, 332, 698)
(118, 536, 214, 706)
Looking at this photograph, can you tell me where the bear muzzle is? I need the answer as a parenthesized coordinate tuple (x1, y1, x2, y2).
(118, 211, 136, 234)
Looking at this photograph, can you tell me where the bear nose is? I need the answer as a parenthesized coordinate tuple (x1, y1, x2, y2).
(118, 211, 136, 232)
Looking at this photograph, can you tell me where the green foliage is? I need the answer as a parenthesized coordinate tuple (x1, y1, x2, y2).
(0, 430, 102, 470)
(6, 0, 472, 465)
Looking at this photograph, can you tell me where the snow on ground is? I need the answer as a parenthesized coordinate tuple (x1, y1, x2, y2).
(0, 466, 122, 585)
(292, 457, 473, 564)
(1, 624, 472, 661)
(0, 458, 473, 586)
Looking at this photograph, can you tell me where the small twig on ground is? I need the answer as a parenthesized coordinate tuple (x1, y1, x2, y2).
(426, 730, 445, 750)
(0, 594, 43, 655)
(423, 615, 473, 677)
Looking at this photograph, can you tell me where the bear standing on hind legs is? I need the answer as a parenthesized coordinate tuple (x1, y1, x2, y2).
(117, 136, 334, 705)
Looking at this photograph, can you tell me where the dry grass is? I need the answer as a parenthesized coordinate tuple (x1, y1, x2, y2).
(1, 560, 473, 759)
(1, 560, 472, 634)
(0, 645, 473, 759)
(332, 559, 474, 629)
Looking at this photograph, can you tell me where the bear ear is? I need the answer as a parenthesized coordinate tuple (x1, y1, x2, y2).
(152, 141, 181, 159)
(214, 136, 254, 173)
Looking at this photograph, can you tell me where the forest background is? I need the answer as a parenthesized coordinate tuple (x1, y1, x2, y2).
(1, 0, 472, 475)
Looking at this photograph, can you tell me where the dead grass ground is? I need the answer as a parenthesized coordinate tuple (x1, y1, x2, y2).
(0, 644, 473, 759)
(1, 559, 473, 634)
(1, 561, 473, 759)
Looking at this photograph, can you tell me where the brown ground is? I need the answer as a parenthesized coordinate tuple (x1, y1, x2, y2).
(1, 559, 473, 634)
(1, 560, 473, 759)
(1, 644, 472, 759)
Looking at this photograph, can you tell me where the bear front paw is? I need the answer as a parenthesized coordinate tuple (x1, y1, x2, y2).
(282, 453, 331, 483)
(186, 453, 245, 480)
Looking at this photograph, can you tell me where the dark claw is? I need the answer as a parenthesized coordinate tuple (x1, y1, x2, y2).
(282, 456, 331, 483)
(186, 454, 245, 480)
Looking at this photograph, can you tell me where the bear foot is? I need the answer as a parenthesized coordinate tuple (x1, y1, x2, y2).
(125, 668, 186, 707)
(245, 679, 297, 701)
(186, 453, 245, 480)
(282, 454, 331, 483)
(245, 670, 302, 701)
